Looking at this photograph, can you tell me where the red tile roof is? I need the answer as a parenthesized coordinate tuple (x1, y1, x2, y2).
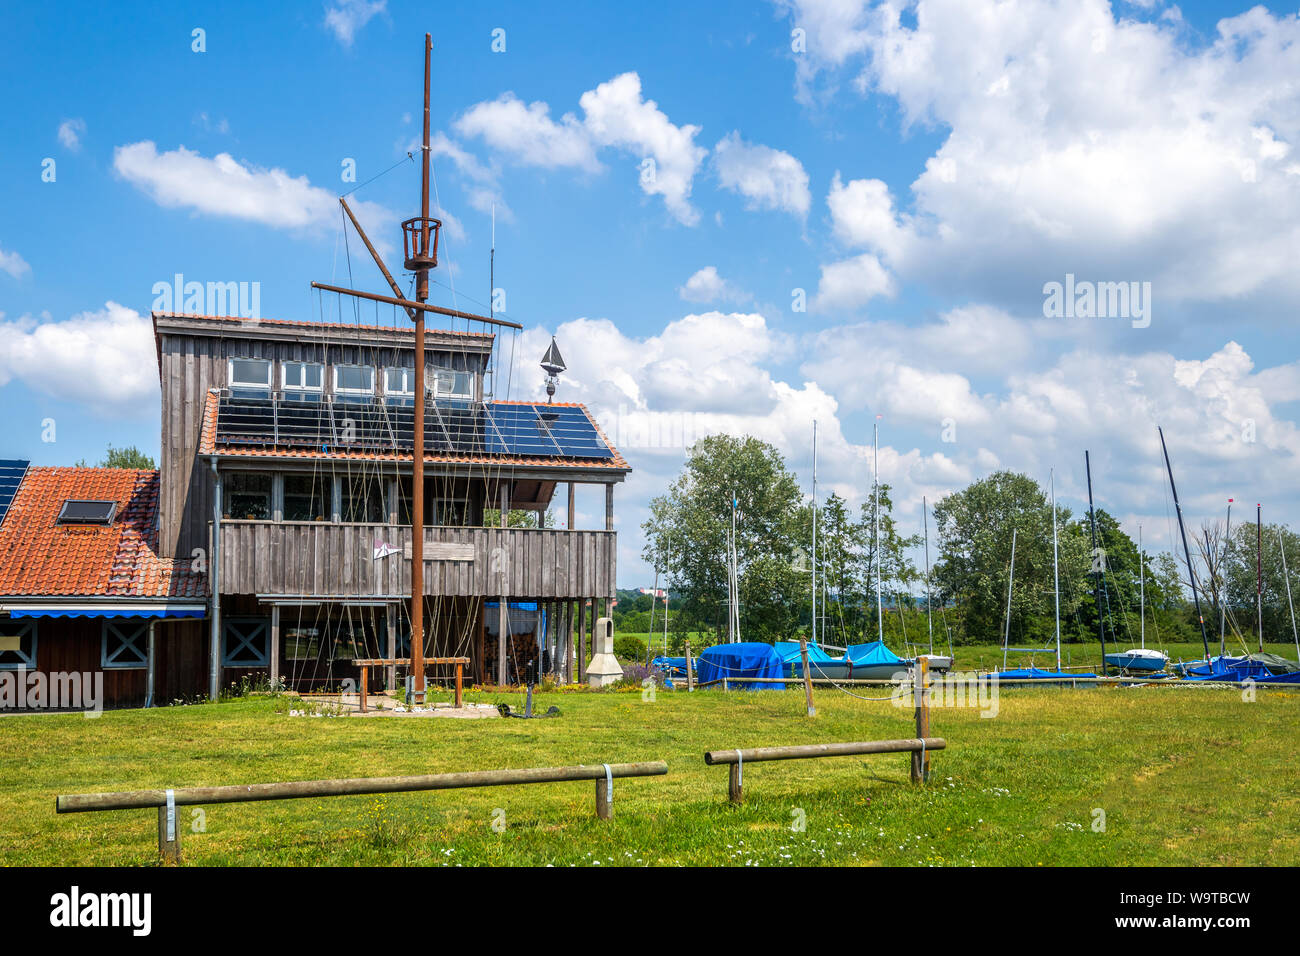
(197, 391, 631, 470)
(0, 468, 208, 599)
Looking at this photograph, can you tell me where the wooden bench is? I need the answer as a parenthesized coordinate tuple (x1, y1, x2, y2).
(352, 657, 471, 711)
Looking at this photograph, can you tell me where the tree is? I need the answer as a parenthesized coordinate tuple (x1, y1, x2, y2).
(932, 471, 1089, 644)
(642, 434, 806, 644)
(75, 444, 156, 469)
(853, 482, 920, 643)
(1224, 521, 1300, 646)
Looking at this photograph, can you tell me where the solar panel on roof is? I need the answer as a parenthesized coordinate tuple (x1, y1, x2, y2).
(0, 459, 29, 526)
(213, 398, 614, 461)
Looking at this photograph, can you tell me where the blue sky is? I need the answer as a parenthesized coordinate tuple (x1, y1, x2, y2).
(3, 0, 1300, 586)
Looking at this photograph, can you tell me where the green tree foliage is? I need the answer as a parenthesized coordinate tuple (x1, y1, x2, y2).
(75, 444, 157, 469)
(642, 434, 806, 644)
(1224, 522, 1300, 646)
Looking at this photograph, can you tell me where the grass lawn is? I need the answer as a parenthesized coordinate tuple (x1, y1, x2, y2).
(1, 670, 1296, 867)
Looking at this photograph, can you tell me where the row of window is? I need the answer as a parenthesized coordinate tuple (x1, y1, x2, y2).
(223, 473, 469, 525)
(0, 621, 149, 671)
(229, 358, 473, 403)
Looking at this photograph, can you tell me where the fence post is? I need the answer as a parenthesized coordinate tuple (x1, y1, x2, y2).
(911, 657, 931, 784)
(799, 637, 816, 717)
(685, 641, 694, 692)
(157, 802, 182, 864)
(595, 768, 613, 820)
(728, 762, 743, 805)
(455, 663, 463, 708)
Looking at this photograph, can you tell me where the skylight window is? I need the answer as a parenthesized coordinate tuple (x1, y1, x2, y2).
(57, 499, 117, 525)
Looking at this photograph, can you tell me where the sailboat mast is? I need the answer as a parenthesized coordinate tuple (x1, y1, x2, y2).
(1257, 503, 1264, 653)
(1051, 470, 1061, 672)
(874, 422, 883, 643)
(1084, 451, 1109, 670)
(1002, 527, 1017, 670)
(923, 496, 933, 655)
(1222, 500, 1232, 658)
(1158, 427, 1212, 662)
(1277, 528, 1299, 661)
(812, 419, 817, 648)
(1139, 524, 1145, 650)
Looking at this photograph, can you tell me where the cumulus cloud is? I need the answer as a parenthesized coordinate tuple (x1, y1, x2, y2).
(454, 72, 707, 224)
(430, 132, 510, 219)
(324, 0, 385, 46)
(57, 118, 85, 151)
(112, 141, 394, 245)
(812, 252, 894, 310)
(0, 245, 30, 279)
(786, 0, 1300, 312)
(713, 131, 811, 218)
(679, 266, 749, 304)
(0, 303, 157, 413)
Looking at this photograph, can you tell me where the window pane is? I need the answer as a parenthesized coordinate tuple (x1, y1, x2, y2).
(385, 368, 411, 393)
(231, 358, 270, 386)
(336, 365, 373, 393)
(283, 475, 329, 521)
(222, 619, 269, 666)
(341, 477, 385, 523)
(102, 621, 148, 669)
(224, 473, 272, 520)
(284, 362, 323, 391)
(0, 622, 36, 669)
(283, 626, 321, 661)
(433, 368, 472, 398)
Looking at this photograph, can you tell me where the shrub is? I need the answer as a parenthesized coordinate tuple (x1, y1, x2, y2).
(614, 633, 646, 661)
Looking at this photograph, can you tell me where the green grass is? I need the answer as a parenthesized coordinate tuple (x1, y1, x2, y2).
(1, 672, 1297, 867)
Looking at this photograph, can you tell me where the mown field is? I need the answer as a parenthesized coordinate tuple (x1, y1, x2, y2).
(1, 662, 1296, 867)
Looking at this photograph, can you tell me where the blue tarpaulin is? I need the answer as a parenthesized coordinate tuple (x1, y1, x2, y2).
(845, 641, 904, 667)
(695, 642, 784, 689)
(773, 641, 837, 665)
(651, 656, 689, 677)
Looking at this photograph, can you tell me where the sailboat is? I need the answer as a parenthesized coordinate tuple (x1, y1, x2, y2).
(914, 495, 954, 674)
(1104, 525, 1170, 673)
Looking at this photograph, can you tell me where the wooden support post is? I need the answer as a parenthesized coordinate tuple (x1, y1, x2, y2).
(359, 665, 368, 714)
(605, 483, 614, 531)
(912, 656, 931, 784)
(685, 640, 694, 692)
(269, 604, 281, 690)
(568, 482, 576, 530)
(799, 637, 815, 717)
(145, 621, 157, 708)
(595, 774, 612, 820)
(728, 762, 743, 804)
(579, 600, 588, 683)
(157, 804, 182, 864)
(454, 662, 463, 708)
(498, 484, 509, 687)
(386, 605, 397, 689)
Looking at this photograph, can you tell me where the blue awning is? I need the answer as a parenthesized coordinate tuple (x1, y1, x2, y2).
(6, 605, 206, 620)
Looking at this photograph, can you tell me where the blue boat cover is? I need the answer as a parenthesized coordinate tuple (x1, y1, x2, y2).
(992, 667, 1097, 680)
(651, 656, 689, 677)
(773, 641, 837, 664)
(845, 641, 904, 666)
(695, 642, 785, 689)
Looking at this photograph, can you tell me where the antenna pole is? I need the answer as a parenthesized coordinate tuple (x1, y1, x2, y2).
(1085, 451, 1109, 671)
(1277, 528, 1299, 662)
(1257, 503, 1264, 652)
(410, 33, 433, 700)
(874, 422, 883, 644)
(1158, 427, 1212, 662)
(811, 420, 817, 648)
(1051, 470, 1060, 672)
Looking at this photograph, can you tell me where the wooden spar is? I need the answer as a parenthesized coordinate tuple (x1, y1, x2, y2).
(1159, 426, 1212, 661)
(56, 761, 670, 813)
(311, 282, 523, 330)
(410, 34, 431, 701)
(704, 738, 945, 766)
(1084, 451, 1109, 669)
(338, 197, 416, 321)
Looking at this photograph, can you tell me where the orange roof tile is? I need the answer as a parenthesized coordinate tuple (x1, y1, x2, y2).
(0, 468, 208, 599)
(152, 311, 494, 339)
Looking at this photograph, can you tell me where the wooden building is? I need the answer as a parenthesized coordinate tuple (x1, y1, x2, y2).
(0, 311, 629, 710)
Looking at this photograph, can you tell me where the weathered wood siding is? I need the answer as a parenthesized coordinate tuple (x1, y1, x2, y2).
(218, 523, 616, 599)
(157, 326, 488, 559)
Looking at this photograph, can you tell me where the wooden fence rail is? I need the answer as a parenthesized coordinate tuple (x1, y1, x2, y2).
(703, 738, 946, 804)
(57, 760, 669, 863)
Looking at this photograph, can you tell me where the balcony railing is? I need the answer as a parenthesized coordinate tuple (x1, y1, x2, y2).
(218, 522, 615, 599)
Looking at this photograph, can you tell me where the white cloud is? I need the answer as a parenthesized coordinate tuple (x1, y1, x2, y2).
(57, 118, 85, 152)
(324, 0, 385, 47)
(789, 0, 1300, 310)
(713, 131, 811, 218)
(0, 303, 157, 413)
(456, 72, 708, 224)
(112, 141, 394, 243)
(453, 94, 600, 172)
(812, 252, 894, 310)
(0, 245, 30, 279)
(430, 132, 510, 219)
(679, 266, 749, 304)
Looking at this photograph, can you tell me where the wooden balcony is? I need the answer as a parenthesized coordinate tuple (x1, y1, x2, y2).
(217, 522, 616, 599)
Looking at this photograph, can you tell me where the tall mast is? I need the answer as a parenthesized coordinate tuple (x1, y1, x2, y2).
(1051, 470, 1060, 672)
(409, 33, 433, 698)
(811, 419, 817, 647)
(874, 422, 883, 644)
(1002, 527, 1017, 670)
(1084, 451, 1108, 670)
(1277, 528, 1299, 662)
(1257, 503, 1264, 653)
(923, 495, 933, 655)
(1138, 524, 1145, 650)
(1222, 499, 1232, 658)
(1158, 427, 1212, 662)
